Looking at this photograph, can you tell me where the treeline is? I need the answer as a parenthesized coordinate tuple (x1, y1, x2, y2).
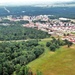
(0, 19, 29, 24)
(46, 37, 73, 51)
(0, 40, 44, 75)
(32, 20, 47, 23)
(0, 25, 50, 41)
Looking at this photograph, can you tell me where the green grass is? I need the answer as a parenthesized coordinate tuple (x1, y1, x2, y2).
(27, 40, 75, 75)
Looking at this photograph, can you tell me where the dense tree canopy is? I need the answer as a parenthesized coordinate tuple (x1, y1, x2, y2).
(0, 25, 50, 41)
(0, 40, 44, 75)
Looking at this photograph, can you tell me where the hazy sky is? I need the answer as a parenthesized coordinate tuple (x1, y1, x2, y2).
(0, 0, 74, 5)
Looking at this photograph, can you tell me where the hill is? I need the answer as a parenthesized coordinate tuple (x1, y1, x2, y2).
(27, 40, 75, 75)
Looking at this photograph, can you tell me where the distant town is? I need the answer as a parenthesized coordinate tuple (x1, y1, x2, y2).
(0, 15, 75, 43)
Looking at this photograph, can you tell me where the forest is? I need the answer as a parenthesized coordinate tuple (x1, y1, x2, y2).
(0, 6, 75, 19)
(0, 40, 44, 75)
(0, 25, 50, 41)
(0, 23, 51, 75)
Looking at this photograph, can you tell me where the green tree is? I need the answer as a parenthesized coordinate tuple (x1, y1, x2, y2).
(46, 42, 51, 47)
(67, 41, 73, 47)
(50, 45, 56, 51)
(15, 64, 21, 74)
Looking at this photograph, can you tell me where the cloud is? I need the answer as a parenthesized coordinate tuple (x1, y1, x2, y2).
(0, 0, 74, 5)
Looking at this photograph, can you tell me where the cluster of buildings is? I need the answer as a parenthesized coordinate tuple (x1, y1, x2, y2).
(22, 16, 75, 34)
(0, 15, 48, 22)
(0, 15, 75, 43)
(22, 16, 75, 43)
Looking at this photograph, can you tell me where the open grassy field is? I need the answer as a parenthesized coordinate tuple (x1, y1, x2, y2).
(27, 40, 75, 75)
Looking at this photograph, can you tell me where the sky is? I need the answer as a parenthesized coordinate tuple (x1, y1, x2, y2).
(0, 0, 74, 6)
